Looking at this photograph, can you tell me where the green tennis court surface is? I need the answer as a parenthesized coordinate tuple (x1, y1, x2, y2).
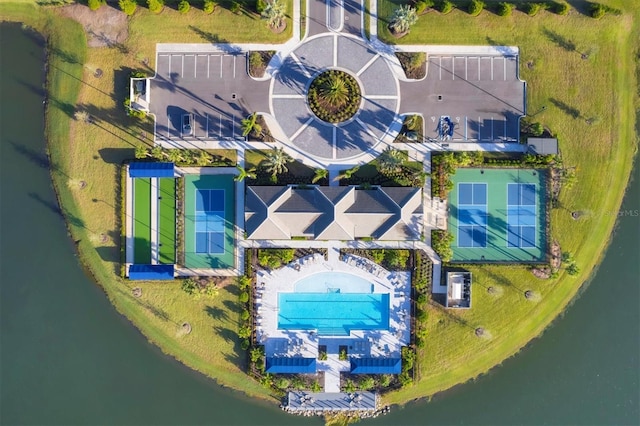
(448, 168, 547, 262)
(184, 174, 235, 269)
(133, 178, 151, 264)
(158, 178, 176, 264)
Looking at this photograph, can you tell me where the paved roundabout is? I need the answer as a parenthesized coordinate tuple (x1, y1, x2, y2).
(270, 33, 400, 160)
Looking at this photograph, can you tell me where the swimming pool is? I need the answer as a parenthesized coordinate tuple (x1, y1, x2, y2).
(294, 271, 374, 293)
(279, 272, 389, 336)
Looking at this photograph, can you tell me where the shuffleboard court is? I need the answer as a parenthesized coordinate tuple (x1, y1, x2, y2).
(184, 174, 235, 269)
(133, 178, 152, 264)
(448, 168, 547, 262)
(158, 178, 176, 264)
(278, 293, 390, 336)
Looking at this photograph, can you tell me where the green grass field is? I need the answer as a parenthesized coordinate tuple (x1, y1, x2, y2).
(376, 0, 639, 405)
(2, 0, 638, 407)
(158, 177, 176, 264)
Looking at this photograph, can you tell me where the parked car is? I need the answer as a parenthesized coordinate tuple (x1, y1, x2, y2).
(182, 113, 193, 136)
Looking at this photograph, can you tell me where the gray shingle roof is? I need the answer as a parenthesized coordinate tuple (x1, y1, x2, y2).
(245, 185, 423, 240)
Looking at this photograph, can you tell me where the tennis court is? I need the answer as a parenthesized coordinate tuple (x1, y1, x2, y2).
(448, 168, 547, 262)
(184, 174, 235, 269)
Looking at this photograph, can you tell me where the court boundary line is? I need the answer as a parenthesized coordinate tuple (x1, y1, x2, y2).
(506, 182, 538, 249)
(456, 182, 488, 249)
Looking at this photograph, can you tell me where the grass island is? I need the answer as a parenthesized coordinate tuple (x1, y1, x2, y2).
(1, 0, 638, 422)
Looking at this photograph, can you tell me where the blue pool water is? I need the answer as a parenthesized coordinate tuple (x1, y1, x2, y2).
(294, 271, 374, 293)
(279, 272, 389, 336)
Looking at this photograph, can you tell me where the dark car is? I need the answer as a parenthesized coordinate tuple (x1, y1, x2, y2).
(182, 113, 193, 136)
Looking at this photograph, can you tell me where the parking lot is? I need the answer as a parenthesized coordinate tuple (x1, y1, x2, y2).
(400, 54, 525, 143)
(149, 51, 270, 144)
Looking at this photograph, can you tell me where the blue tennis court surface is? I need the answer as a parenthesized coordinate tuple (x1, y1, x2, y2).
(507, 183, 537, 248)
(458, 183, 488, 248)
(448, 169, 547, 262)
(195, 189, 225, 254)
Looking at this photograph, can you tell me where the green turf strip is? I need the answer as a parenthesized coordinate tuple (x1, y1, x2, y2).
(133, 178, 152, 264)
(158, 178, 176, 264)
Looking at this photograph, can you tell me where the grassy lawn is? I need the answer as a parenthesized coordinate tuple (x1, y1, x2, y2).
(377, 0, 639, 404)
(128, 0, 294, 69)
(2, 0, 638, 408)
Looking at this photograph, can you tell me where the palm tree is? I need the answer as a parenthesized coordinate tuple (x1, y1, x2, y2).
(334, 165, 360, 182)
(261, 0, 285, 29)
(234, 165, 257, 182)
(167, 148, 185, 163)
(318, 73, 349, 107)
(195, 150, 213, 166)
(241, 112, 263, 138)
(262, 147, 293, 178)
(135, 145, 150, 159)
(312, 168, 328, 184)
(377, 147, 406, 174)
(389, 5, 418, 35)
(151, 145, 166, 160)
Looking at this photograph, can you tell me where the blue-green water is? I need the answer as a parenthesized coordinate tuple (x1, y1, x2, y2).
(1, 21, 638, 425)
(278, 293, 390, 335)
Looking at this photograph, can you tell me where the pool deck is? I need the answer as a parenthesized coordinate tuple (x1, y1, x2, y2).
(256, 252, 411, 392)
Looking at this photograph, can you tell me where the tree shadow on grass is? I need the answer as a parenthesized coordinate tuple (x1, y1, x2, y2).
(223, 299, 241, 314)
(541, 27, 576, 52)
(221, 283, 240, 296)
(188, 25, 230, 45)
(98, 147, 135, 164)
(205, 305, 229, 321)
(550, 98, 581, 119)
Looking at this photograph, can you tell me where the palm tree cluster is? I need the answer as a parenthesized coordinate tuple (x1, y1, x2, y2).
(135, 145, 223, 167)
(307, 70, 361, 123)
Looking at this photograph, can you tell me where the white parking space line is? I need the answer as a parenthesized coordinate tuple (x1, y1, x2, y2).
(167, 115, 171, 139)
(491, 57, 494, 80)
(504, 57, 507, 81)
(465, 116, 468, 139)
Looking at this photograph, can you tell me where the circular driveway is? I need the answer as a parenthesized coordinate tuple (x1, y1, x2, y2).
(270, 33, 399, 160)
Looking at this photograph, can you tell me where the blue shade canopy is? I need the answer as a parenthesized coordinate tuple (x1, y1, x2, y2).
(265, 357, 317, 374)
(128, 264, 174, 280)
(349, 357, 402, 374)
(129, 162, 175, 178)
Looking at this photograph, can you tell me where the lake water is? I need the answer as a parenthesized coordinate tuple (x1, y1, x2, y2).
(1, 22, 638, 425)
